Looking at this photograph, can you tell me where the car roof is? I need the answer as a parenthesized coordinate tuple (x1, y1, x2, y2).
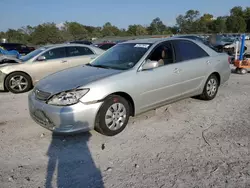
(43, 43, 95, 48)
(123, 38, 171, 44)
(122, 37, 204, 44)
(122, 37, 218, 56)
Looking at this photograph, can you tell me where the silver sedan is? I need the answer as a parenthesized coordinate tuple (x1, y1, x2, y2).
(28, 38, 231, 136)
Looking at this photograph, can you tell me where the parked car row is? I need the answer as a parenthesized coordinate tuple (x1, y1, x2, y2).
(23, 37, 230, 136)
(0, 43, 35, 55)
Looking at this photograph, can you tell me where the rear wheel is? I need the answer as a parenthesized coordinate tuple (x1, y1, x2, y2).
(239, 68, 248, 75)
(95, 95, 130, 136)
(5, 72, 32, 93)
(199, 74, 219, 100)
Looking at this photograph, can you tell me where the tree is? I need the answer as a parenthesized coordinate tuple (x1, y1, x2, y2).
(226, 16, 246, 33)
(127, 24, 148, 36)
(31, 23, 63, 45)
(101, 22, 120, 36)
(64, 22, 89, 40)
(147, 17, 167, 35)
(230, 6, 244, 17)
(176, 10, 201, 33)
(244, 7, 250, 32)
(211, 17, 227, 33)
(184, 10, 200, 22)
(168, 26, 179, 34)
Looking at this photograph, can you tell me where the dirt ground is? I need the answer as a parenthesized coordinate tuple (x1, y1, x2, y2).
(0, 68, 249, 188)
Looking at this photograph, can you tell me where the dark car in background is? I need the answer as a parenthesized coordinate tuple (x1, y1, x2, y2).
(0, 43, 35, 55)
(69, 40, 93, 45)
(93, 42, 116, 50)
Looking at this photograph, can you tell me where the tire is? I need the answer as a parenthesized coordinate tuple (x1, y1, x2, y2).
(5, 72, 32, 94)
(235, 68, 241, 74)
(95, 95, 130, 136)
(199, 74, 219, 101)
(239, 68, 248, 75)
(229, 47, 235, 55)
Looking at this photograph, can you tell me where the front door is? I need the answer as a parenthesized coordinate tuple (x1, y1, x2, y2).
(30, 47, 68, 83)
(135, 41, 183, 112)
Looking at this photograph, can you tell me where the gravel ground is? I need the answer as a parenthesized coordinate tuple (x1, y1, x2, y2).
(0, 69, 250, 188)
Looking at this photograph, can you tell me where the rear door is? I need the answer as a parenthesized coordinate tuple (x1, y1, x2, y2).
(172, 39, 211, 96)
(29, 47, 68, 82)
(65, 46, 97, 68)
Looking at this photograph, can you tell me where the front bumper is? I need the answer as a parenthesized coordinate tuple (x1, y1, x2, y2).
(0, 72, 6, 91)
(28, 91, 103, 134)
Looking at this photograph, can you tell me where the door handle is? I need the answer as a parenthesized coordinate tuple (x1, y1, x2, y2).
(206, 60, 211, 64)
(61, 60, 67, 63)
(173, 68, 181, 73)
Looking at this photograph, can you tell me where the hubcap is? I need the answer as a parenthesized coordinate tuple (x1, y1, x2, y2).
(105, 103, 127, 131)
(9, 75, 28, 92)
(206, 78, 217, 97)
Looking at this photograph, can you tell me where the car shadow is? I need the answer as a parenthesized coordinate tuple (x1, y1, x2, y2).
(45, 108, 104, 188)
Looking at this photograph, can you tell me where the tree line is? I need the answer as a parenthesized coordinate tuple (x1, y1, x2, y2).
(0, 6, 249, 45)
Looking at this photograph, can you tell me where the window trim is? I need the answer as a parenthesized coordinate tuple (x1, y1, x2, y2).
(65, 46, 94, 57)
(35, 47, 67, 62)
(172, 39, 209, 63)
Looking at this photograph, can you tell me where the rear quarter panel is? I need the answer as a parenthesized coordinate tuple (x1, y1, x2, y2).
(196, 42, 231, 86)
(210, 53, 231, 85)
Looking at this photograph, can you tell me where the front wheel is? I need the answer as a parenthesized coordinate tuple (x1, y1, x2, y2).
(199, 74, 219, 100)
(95, 95, 130, 136)
(5, 72, 32, 93)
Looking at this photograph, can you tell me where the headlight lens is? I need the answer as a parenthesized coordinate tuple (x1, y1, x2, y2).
(47, 89, 89, 106)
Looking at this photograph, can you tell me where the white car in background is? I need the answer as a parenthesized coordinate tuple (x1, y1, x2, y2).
(0, 44, 104, 93)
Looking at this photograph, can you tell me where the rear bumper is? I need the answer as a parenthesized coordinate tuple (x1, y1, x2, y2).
(28, 91, 103, 134)
(221, 66, 231, 85)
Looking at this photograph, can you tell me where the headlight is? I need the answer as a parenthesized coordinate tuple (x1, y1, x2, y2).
(47, 89, 89, 106)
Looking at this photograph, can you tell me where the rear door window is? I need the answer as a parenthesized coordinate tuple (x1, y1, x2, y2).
(173, 40, 209, 62)
(66, 46, 94, 57)
(42, 47, 66, 60)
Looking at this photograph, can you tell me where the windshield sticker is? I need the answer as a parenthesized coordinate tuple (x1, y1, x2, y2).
(134, 44, 150, 48)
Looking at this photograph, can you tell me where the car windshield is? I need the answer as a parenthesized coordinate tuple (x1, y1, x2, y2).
(19, 48, 45, 62)
(221, 38, 235, 43)
(89, 43, 152, 70)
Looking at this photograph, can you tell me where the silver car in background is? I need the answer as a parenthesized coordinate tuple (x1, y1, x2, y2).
(28, 38, 231, 136)
(0, 44, 104, 93)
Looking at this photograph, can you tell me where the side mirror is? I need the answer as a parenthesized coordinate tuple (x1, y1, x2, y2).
(141, 59, 159, 70)
(37, 55, 46, 61)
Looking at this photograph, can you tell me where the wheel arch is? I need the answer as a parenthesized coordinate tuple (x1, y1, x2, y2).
(210, 72, 221, 86)
(102, 91, 135, 117)
(4, 71, 33, 90)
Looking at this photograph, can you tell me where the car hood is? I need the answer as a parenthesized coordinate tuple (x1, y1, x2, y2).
(36, 65, 122, 94)
(0, 62, 22, 68)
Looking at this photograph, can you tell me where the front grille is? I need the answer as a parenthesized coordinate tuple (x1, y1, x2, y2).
(34, 89, 51, 101)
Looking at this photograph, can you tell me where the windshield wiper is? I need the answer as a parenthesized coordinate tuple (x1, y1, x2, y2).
(87, 64, 112, 69)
